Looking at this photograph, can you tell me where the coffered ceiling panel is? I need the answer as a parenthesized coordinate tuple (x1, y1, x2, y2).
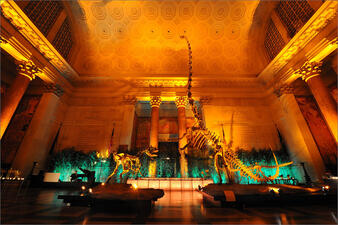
(72, 0, 262, 78)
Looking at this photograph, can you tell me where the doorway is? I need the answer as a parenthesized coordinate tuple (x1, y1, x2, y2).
(156, 142, 180, 177)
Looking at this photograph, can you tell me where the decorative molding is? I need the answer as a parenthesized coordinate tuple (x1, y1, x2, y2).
(74, 77, 263, 89)
(259, 1, 337, 84)
(0, 36, 8, 43)
(16, 60, 40, 80)
(307, 37, 338, 63)
(132, 78, 188, 88)
(273, 84, 294, 97)
(43, 83, 64, 97)
(0, 34, 31, 61)
(294, 61, 322, 82)
(175, 96, 188, 108)
(122, 95, 137, 105)
(0, 0, 79, 82)
(150, 96, 162, 108)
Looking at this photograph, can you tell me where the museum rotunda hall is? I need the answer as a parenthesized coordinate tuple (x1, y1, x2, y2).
(1, 0, 337, 224)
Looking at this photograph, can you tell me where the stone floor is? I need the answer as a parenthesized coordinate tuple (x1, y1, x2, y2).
(1, 186, 337, 224)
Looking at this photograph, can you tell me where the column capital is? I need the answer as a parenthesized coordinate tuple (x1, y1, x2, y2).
(16, 60, 40, 81)
(175, 96, 188, 109)
(295, 61, 322, 82)
(43, 83, 64, 97)
(122, 95, 137, 105)
(273, 84, 294, 97)
(150, 96, 161, 108)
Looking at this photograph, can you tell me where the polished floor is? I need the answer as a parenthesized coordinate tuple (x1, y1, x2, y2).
(1, 184, 337, 224)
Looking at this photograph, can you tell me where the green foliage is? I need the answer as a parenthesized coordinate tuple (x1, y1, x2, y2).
(49, 148, 114, 182)
(49, 147, 303, 184)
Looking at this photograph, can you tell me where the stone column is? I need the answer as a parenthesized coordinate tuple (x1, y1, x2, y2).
(175, 96, 188, 178)
(0, 60, 40, 139)
(11, 83, 64, 177)
(148, 96, 161, 177)
(273, 84, 325, 181)
(297, 61, 338, 143)
(119, 96, 136, 151)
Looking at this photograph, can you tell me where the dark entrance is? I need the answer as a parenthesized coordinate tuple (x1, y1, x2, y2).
(156, 142, 180, 177)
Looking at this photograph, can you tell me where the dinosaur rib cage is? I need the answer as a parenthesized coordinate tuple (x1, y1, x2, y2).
(187, 125, 293, 182)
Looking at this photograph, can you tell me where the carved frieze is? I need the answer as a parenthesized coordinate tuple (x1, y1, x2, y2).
(122, 95, 137, 105)
(44, 83, 64, 97)
(273, 84, 294, 97)
(259, 1, 337, 84)
(0, 0, 79, 82)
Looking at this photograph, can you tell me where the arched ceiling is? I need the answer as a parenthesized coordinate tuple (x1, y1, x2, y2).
(70, 0, 263, 78)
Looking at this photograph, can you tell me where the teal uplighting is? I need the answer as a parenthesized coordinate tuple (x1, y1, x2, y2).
(185, 148, 304, 184)
(50, 148, 115, 182)
(49, 147, 304, 184)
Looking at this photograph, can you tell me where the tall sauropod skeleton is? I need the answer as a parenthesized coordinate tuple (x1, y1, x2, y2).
(179, 35, 293, 184)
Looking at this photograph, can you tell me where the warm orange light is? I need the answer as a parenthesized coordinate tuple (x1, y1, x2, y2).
(0, 39, 28, 61)
(310, 38, 338, 63)
(96, 152, 101, 158)
(81, 186, 86, 190)
(148, 161, 157, 177)
(268, 187, 280, 194)
(132, 183, 138, 190)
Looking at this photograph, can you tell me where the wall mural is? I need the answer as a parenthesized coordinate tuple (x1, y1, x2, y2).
(134, 117, 151, 149)
(1, 95, 41, 168)
(296, 96, 337, 175)
(159, 117, 178, 135)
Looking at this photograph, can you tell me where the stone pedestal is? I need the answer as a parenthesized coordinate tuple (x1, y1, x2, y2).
(11, 85, 64, 177)
(0, 61, 39, 139)
(149, 96, 161, 177)
(175, 96, 188, 178)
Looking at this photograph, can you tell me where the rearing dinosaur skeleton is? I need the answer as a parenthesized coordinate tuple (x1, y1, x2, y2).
(105, 147, 158, 183)
(179, 36, 293, 183)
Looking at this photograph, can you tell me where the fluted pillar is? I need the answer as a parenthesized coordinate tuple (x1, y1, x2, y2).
(0, 60, 40, 139)
(175, 96, 188, 178)
(11, 83, 64, 177)
(297, 61, 338, 143)
(149, 96, 161, 177)
(273, 84, 325, 181)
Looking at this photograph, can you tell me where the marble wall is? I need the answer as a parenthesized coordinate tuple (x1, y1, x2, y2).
(56, 105, 123, 153)
(202, 98, 281, 151)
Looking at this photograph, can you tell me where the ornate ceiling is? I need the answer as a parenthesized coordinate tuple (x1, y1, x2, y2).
(71, 0, 262, 78)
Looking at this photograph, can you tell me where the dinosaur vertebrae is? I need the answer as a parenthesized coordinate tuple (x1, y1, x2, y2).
(181, 36, 204, 129)
(181, 36, 292, 182)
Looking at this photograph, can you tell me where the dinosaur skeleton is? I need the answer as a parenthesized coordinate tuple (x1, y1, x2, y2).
(179, 36, 293, 183)
(105, 147, 158, 183)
